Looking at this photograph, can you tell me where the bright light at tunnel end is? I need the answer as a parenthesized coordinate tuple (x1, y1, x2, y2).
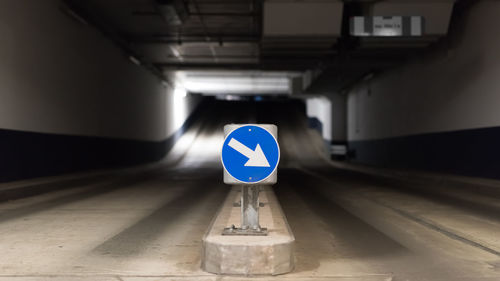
(174, 86, 187, 98)
(174, 70, 300, 95)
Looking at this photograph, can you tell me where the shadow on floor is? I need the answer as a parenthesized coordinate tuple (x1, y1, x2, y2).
(92, 169, 228, 257)
(275, 168, 409, 273)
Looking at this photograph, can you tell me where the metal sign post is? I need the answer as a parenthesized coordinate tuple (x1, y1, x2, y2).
(220, 124, 280, 236)
(225, 185, 265, 235)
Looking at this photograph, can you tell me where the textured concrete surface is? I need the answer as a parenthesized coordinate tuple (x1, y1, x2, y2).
(1, 102, 500, 280)
(202, 186, 294, 275)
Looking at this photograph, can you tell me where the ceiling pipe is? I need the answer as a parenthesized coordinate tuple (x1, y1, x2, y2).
(191, 0, 219, 62)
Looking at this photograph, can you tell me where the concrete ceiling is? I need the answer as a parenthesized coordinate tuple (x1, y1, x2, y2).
(63, 0, 458, 93)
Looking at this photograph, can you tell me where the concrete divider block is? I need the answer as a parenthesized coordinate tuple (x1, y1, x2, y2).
(202, 186, 294, 275)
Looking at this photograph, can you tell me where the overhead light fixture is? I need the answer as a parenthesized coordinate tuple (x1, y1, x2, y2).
(128, 55, 141, 66)
(169, 46, 184, 62)
(61, 2, 89, 25)
(157, 0, 189, 26)
(363, 73, 374, 81)
(176, 71, 292, 95)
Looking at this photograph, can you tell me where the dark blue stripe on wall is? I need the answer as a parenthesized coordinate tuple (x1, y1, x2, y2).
(0, 99, 208, 183)
(348, 126, 500, 179)
(0, 130, 167, 183)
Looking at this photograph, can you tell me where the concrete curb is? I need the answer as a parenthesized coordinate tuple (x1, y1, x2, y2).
(202, 186, 295, 275)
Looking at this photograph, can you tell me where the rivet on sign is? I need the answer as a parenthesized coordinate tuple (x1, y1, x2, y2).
(249, 177, 252, 180)
(249, 129, 251, 131)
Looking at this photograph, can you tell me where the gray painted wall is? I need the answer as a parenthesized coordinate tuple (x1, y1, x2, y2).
(347, 1, 500, 141)
(0, 0, 200, 142)
(330, 93, 346, 142)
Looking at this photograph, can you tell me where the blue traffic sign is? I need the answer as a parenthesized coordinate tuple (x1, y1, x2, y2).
(221, 125, 280, 183)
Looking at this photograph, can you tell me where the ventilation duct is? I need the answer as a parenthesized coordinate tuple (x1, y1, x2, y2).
(262, 0, 343, 55)
(356, 0, 455, 49)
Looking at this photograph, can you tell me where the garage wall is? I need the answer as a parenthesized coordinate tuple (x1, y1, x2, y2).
(347, 1, 500, 179)
(0, 0, 202, 182)
(330, 93, 347, 143)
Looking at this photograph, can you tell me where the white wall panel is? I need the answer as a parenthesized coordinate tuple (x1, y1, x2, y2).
(0, 0, 199, 142)
(306, 96, 332, 141)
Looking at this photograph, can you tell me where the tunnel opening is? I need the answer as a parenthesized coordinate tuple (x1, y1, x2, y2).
(2, 0, 500, 280)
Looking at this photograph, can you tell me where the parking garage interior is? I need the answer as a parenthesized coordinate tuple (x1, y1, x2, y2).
(1, 0, 500, 280)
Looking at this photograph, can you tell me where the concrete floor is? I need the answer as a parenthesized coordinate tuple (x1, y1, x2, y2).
(1, 102, 500, 280)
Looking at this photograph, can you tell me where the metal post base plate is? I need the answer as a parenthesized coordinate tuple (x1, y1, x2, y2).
(222, 225, 268, 236)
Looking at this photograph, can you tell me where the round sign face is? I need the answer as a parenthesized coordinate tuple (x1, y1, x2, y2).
(221, 125, 280, 183)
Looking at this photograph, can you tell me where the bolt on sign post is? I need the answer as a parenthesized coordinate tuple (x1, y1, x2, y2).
(221, 124, 280, 236)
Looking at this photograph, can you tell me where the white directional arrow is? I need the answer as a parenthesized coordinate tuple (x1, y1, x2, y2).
(228, 138, 270, 167)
